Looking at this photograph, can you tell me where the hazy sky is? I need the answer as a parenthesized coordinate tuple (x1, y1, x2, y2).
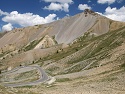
(0, 0, 125, 31)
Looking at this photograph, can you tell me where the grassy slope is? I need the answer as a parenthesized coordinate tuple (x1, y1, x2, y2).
(41, 26, 125, 75)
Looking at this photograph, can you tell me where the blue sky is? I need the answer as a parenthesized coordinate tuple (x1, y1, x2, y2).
(0, 0, 125, 31)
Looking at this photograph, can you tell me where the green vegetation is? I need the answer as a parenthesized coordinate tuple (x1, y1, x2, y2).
(39, 27, 125, 75)
(47, 66, 59, 72)
(0, 50, 12, 58)
(0, 84, 11, 94)
(34, 58, 44, 66)
(52, 35, 58, 44)
(61, 63, 87, 74)
(98, 70, 112, 75)
(83, 28, 125, 60)
(46, 66, 60, 76)
(14, 70, 38, 81)
(0, 69, 39, 85)
(17, 85, 33, 88)
(121, 63, 125, 70)
(100, 76, 117, 82)
(42, 43, 89, 62)
(56, 78, 71, 82)
(24, 37, 43, 51)
(0, 53, 4, 58)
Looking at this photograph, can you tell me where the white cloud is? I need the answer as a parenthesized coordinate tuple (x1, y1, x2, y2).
(44, 3, 63, 11)
(45, 13, 57, 22)
(44, 3, 69, 12)
(78, 4, 92, 11)
(0, 9, 9, 16)
(97, 0, 116, 4)
(63, 3, 69, 12)
(104, 6, 125, 22)
(2, 11, 57, 27)
(42, 0, 73, 4)
(2, 23, 13, 31)
(43, 0, 73, 12)
(97, 6, 125, 22)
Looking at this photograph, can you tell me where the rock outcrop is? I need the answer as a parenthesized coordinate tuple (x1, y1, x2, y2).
(34, 35, 56, 49)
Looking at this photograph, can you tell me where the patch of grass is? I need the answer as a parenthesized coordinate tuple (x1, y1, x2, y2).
(56, 78, 71, 82)
(121, 63, 125, 67)
(47, 66, 59, 72)
(62, 60, 95, 74)
(0, 50, 11, 58)
(16, 85, 33, 88)
(33, 59, 44, 65)
(97, 69, 123, 82)
(52, 35, 58, 44)
(24, 37, 43, 51)
(100, 77, 117, 82)
(1, 69, 38, 84)
(60, 64, 83, 74)
(14, 70, 38, 81)
(85, 61, 98, 70)
(121, 63, 125, 70)
(0, 84, 12, 94)
(97, 69, 117, 76)
(83, 28, 125, 60)
(0, 54, 4, 58)
(42, 46, 83, 61)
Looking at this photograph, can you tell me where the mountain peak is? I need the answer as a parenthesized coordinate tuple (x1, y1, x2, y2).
(84, 9, 97, 16)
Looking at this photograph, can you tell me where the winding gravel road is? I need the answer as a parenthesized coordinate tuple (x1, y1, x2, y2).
(1, 65, 49, 87)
